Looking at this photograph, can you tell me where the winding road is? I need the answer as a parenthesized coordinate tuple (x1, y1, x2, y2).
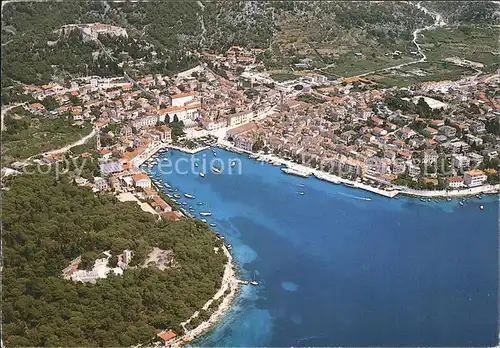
(314, 2, 447, 79)
(355, 2, 447, 77)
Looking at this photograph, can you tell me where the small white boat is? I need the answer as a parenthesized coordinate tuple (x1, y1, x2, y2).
(480, 205, 484, 210)
(213, 151, 217, 157)
(199, 172, 205, 178)
(197, 202, 204, 205)
(250, 271, 258, 286)
(459, 201, 464, 206)
(231, 161, 236, 168)
(298, 191, 305, 195)
(184, 193, 195, 199)
(446, 198, 452, 202)
(226, 244, 232, 250)
(209, 223, 217, 227)
(201, 218, 207, 223)
(200, 211, 212, 217)
(194, 162, 199, 167)
(211, 167, 222, 175)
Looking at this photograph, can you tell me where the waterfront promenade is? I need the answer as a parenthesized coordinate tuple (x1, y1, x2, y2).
(216, 140, 499, 199)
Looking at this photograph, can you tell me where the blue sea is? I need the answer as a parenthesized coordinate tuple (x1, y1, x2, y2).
(148, 148, 499, 347)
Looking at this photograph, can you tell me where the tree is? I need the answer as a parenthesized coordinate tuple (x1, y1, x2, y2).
(70, 95, 82, 105)
(252, 139, 264, 152)
(40, 96, 59, 111)
(173, 114, 179, 123)
(2, 173, 226, 347)
(165, 115, 171, 123)
(416, 97, 432, 118)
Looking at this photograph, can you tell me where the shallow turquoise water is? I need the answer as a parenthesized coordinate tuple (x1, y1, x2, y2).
(148, 148, 498, 347)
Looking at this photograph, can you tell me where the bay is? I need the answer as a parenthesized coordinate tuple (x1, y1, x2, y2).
(149, 148, 498, 347)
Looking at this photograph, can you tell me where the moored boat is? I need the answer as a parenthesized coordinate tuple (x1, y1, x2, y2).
(211, 166, 222, 175)
(184, 193, 196, 199)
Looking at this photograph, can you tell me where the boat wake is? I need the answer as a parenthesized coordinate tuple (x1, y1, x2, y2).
(296, 335, 324, 344)
(337, 192, 372, 201)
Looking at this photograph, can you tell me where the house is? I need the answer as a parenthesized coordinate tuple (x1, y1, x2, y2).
(423, 150, 439, 164)
(28, 102, 46, 114)
(170, 91, 194, 107)
(157, 103, 200, 124)
(234, 133, 255, 152)
(120, 125, 133, 138)
(463, 169, 487, 187)
(96, 119, 109, 128)
(452, 154, 470, 169)
(408, 163, 421, 177)
(447, 176, 464, 188)
(449, 141, 470, 153)
(340, 130, 357, 143)
(439, 125, 456, 138)
(99, 149, 113, 161)
(303, 73, 328, 85)
(400, 127, 416, 139)
(225, 110, 254, 127)
(142, 187, 157, 199)
(423, 127, 438, 137)
(151, 196, 172, 213)
(430, 119, 445, 128)
(468, 152, 484, 167)
(155, 125, 172, 143)
(94, 177, 108, 191)
(481, 148, 498, 160)
(131, 115, 158, 130)
(470, 121, 486, 134)
(226, 122, 257, 139)
(133, 173, 151, 188)
(370, 116, 384, 126)
(464, 134, 483, 146)
(372, 127, 387, 136)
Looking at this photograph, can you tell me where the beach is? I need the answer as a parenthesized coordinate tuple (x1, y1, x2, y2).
(167, 245, 239, 347)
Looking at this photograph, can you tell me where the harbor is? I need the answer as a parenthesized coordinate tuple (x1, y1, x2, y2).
(218, 140, 499, 199)
(147, 146, 498, 347)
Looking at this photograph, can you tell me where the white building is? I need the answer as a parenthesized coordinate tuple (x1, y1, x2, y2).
(303, 73, 328, 85)
(131, 115, 158, 130)
(234, 134, 255, 152)
(123, 249, 132, 264)
(447, 176, 464, 188)
(157, 103, 200, 124)
(412, 96, 449, 110)
(452, 154, 470, 169)
(170, 92, 194, 107)
(133, 173, 151, 188)
(463, 170, 487, 187)
(423, 150, 439, 164)
(225, 110, 254, 127)
(200, 117, 225, 131)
